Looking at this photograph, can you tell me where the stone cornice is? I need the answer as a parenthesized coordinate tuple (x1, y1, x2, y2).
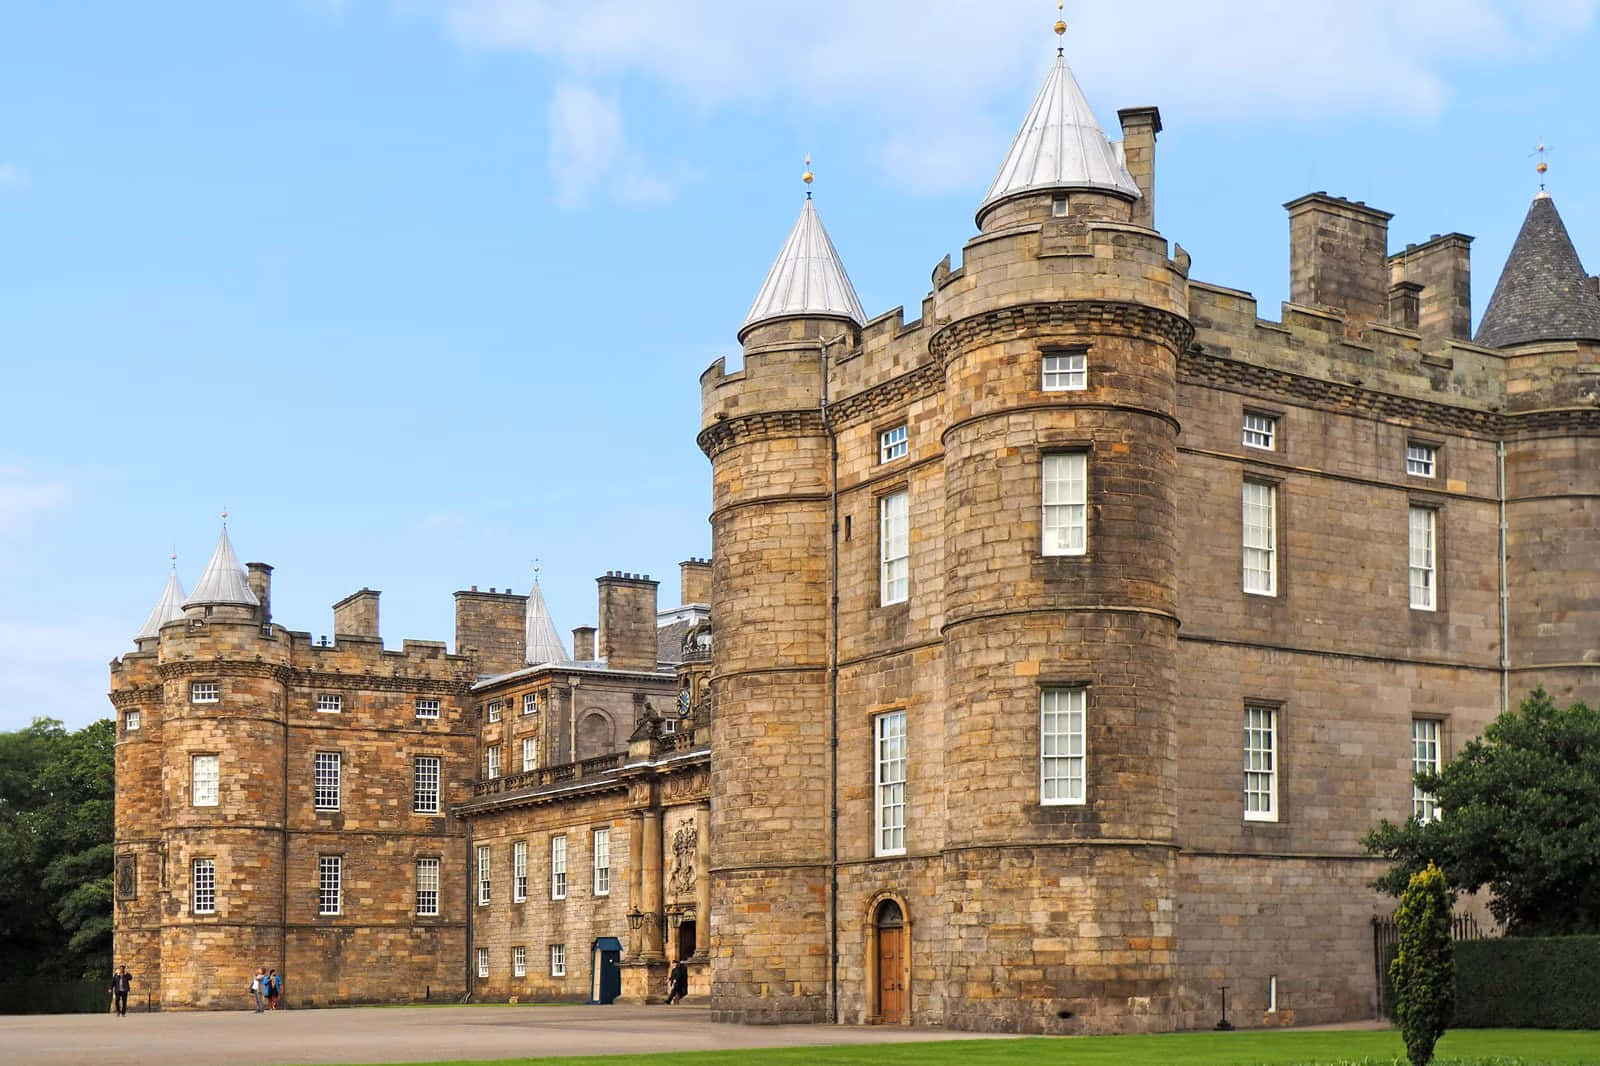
(157, 661, 288, 682)
(696, 409, 827, 459)
(930, 301, 1195, 364)
(284, 669, 472, 696)
(823, 360, 945, 431)
(109, 685, 162, 708)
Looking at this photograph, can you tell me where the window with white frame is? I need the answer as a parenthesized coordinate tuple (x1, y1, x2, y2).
(521, 737, 537, 773)
(477, 947, 489, 979)
(1042, 452, 1087, 556)
(1412, 719, 1442, 822)
(879, 424, 908, 463)
(415, 697, 440, 720)
(318, 856, 342, 915)
(485, 744, 501, 780)
(486, 700, 502, 723)
(874, 711, 907, 856)
(550, 944, 566, 977)
(879, 490, 909, 606)
(313, 752, 341, 811)
(1040, 688, 1086, 805)
(1409, 506, 1437, 610)
(512, 946, 526, 977)
(1242, 480, 1277, 596)
(415, 857, 440, 917)
(477, 845, 491, 905)
(1244, 705, 1278, 821)
(413, 756, 441, 814)
(1406, 443, 1437, 478)
(191, 681, 219, 704)
(191, 754, 219, 807)
(1242, 412, 1276, 450)
(522, 692, 537, 716)
(125, 710, 141, 732)
(316, 694, 342, 714)
(512, 840, 527, 902)
(550, 836, 567, 900)
(593, 828, 611, 896)
(1042, 349, 1087, 391)
(192, 857, 216, 915)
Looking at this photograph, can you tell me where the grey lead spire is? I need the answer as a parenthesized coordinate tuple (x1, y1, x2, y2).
(183, 522, 260, 609)
(740, 193, 866, 340)
(525, 574, 569, 666)
(134, 563, 187, 642)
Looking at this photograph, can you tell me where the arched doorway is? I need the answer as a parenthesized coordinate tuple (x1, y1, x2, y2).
(874, 898, 906, 1024)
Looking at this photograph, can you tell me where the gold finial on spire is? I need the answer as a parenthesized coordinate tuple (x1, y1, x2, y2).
(803, 154, 814, 199)
(1054, 1, 1067, 54)
(532, 557, 542, 583)
(220, 507, 229, 525)
(1530, 140, 1552, 189)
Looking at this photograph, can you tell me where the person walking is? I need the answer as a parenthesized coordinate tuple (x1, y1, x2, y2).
(110, 966, 132, 1017)
(664, 960, 688, 1005)
(250, 968, 266, 1012)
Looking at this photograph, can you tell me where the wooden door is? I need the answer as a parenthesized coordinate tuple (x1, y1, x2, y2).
(877, 924, 905, 1023)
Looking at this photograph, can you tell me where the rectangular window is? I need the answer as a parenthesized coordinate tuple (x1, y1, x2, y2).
(486, 700, 502, 723)
(125, 709, 141, 732)
(512, 946, 526, 978)
(476, 947, 489, 979)
(416, 858, 440, 917)
(550, 836, 567, 900)
(1409, 506, 1437, 611)
(415, 697, 440, 720)
(190, 681, 219, 704)
(1040, 688, 1086, 805)
(316, 694, 342, 714)
(1412, 719, 1442, 822)
(874, 711, 907, 856)
(521, 737, 537, 773)
(522, 693, 537, 716)
(879, 424, 908, 463)
(191, 754, 219, 807)
(879, 490, 909, 606)
(1242, 480, 1277, 596)
(485, 744, 501, 780)
(191, 857, 215, 915)
(1244, 705, 1278, 821)
(1042, 452, 1088, 556)
(1406, 443, 1437, 478)
(593, 828, 611, 896)
(313, 751, 341, 811)
(550, 944, 566, 977)
(318, 856, 342, 915)
(477, 844, 491, 905)
(413, 756, 441, 814)
(1042, 349, 1087, 391)
(512, 840, 528, 902)
(1243, 412, 1276, 450)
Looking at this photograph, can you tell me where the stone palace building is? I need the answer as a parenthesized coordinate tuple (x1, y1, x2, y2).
(112, 23, 1598, 1034)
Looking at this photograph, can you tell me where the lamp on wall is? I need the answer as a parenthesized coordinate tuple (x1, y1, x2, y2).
(626, 907, 646, 931)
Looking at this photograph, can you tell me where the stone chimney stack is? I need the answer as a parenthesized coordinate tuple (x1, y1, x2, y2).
(679, 557, 712, 607)
(1388, 233, 1474, 343)
(572, 626, 596, 662)
(1117, 107, 1161, 229)
(1286, 193, 1393, 329)
(454, 587, 528, 676)
(246, 562, 273, 624)
(596, 572, 659, 672)
(332, 588, 381, 641)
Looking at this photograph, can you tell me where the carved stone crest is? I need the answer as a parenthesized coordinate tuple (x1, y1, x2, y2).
(669, 818, 697, 900)
(116, 854, 137, 900)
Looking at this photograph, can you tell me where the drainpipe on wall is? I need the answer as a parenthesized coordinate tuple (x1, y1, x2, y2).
(1498, 441, 1509, 712)
(280, 685, 289, 1000)
(464, 814, 474, 1001)
(821, 332, 844, 1025)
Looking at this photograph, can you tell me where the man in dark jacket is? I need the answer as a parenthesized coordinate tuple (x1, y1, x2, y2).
(665, 960, 688, 1005)
(110, 966, 132, 1016)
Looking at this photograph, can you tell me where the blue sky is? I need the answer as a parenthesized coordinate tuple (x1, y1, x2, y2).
(3, 1, 1598, 731)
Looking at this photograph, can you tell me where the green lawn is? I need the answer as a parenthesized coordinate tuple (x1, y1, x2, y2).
(337, 1028, 1600, 1066)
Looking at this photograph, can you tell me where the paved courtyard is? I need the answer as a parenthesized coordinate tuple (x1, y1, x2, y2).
(1, 1003, 1019, 1065)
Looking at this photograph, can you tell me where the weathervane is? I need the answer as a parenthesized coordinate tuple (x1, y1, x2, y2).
(803, 154, 813, 199)
(532, 558, 542, 584)
(1055, 1, 1066, 56)
(1530, 141, 1552, 190)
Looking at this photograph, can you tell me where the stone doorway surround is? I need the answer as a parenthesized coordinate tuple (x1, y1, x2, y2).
(865, 892, 911, 1025)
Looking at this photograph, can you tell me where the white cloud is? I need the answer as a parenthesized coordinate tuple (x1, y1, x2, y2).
(0, 163, 27, 189)
(547, 82, 673, 209)
(0, 467, 68, 535)
(423, 0, 1600, 192)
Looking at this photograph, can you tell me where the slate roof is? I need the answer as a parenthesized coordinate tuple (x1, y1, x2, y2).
(1475, 192, 1600, 348)
(741, 198, 866, 338)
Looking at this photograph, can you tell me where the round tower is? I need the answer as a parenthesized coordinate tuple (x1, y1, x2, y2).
(699, 180, 865, 1022)
(929, 41, 1191, 1033)
(158, 522, 290, 1008)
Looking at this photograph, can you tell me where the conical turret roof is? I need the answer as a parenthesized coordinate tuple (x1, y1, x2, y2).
(135, 565, 187, 641)
(1476, 192, 1600, 348)
(978, 52, 1140, 222)
(183, 525, 260, 609)
(525, 578, 569, 666)
(740, 198, 865, 339)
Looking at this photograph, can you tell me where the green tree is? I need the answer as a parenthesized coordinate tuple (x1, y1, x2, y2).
(0, 717, 114, 980)
(1363, 689, 1600, 935)
(1391, 862, 1455, 1066)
